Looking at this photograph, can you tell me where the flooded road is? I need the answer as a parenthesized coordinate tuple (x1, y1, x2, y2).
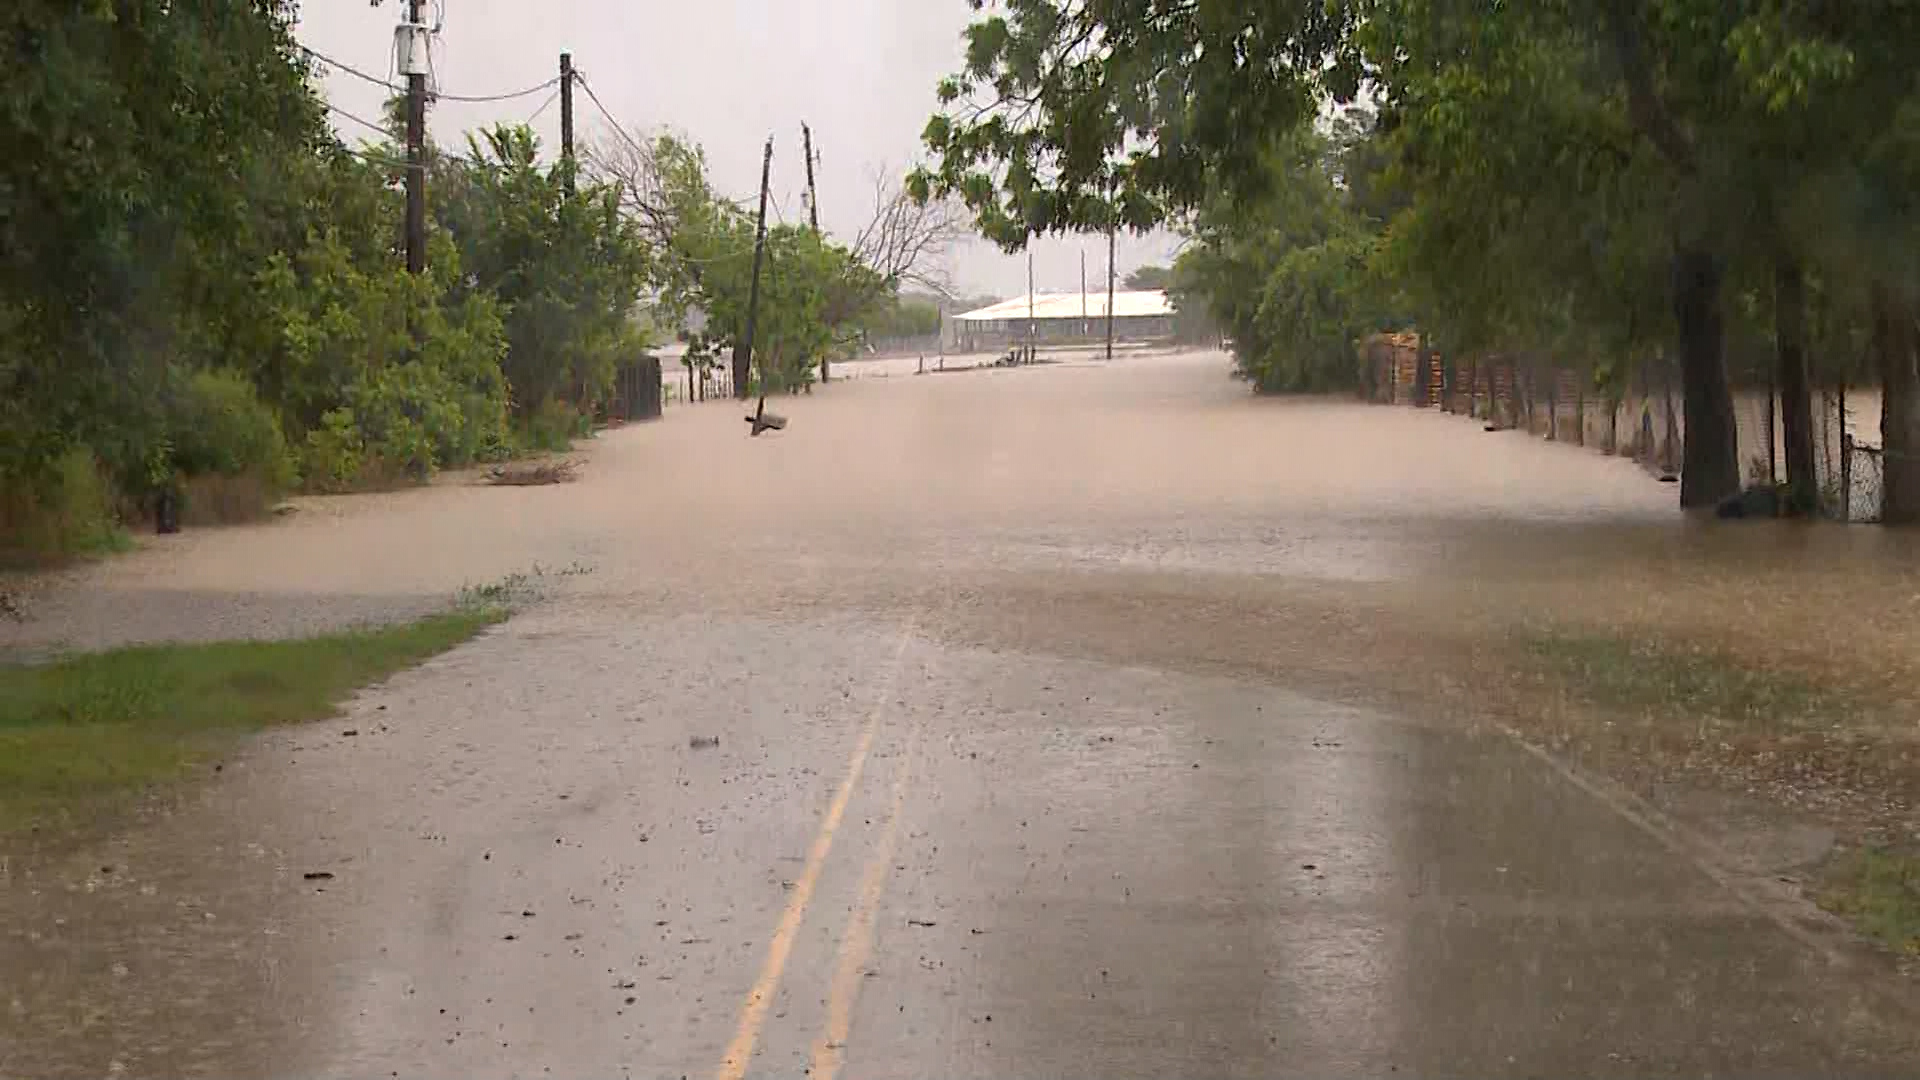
(5, 349, 1920, 1078)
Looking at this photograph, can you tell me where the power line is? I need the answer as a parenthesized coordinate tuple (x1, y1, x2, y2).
(299, 44, 559, 104)
(300, 45, 402, 92)
(526, 86, 562, 126)
(326, 101, 392, 140)
(573, 71, 647, 159)
(435, 77, 561, 104)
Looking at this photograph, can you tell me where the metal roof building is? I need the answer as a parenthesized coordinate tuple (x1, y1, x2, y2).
(953, 290, 1173, 323)
(949, 290, 1175, 352)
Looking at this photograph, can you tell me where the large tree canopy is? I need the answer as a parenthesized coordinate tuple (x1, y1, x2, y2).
(916, 0, 1920, 516)
(909, 0, 1360, 246)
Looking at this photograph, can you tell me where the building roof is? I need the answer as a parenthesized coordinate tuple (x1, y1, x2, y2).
(953, 289, 1172, 323)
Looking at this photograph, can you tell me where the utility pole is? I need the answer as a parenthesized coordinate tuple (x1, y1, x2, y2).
(403, 0, 428, 276)
(559, 52, 575, 195)
(1105, 224, 1117, 360)
(1027, 246, 1036, 363)
(1080, 249, 1088, 336)
(802, 123, 821, 233)
(803, 123, 828, 382)
(733, 137, 774, 400)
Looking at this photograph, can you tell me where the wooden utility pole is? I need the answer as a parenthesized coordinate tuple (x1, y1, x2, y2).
(1027, 247, 1037, 362)
(733, 137, 774, 400)
(802, 123, 821, 233)
(1104, 224, 1116, 360)
(559, 52, 575, 195)
(403, 0, 428, 275)
(803, 123, 828, 382)
(1080, 249, 1088, 335)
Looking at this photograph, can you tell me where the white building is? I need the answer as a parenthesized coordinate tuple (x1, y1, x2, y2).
(950, 290, 1175, 352)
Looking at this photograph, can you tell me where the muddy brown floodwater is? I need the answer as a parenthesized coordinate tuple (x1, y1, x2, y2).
(5, 348, 1920, 1079)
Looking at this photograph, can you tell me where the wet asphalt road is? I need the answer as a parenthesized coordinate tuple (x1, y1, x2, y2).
(5, 350, 1920, 1078)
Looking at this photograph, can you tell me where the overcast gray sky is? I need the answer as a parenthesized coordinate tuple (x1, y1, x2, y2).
(294, 1, 1181, 300)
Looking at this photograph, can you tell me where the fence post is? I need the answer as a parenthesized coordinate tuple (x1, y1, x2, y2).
(1767, 361, 1779, 488)
(1842, 432, 1855, 523)
(636, 355, 663, 420)
(1839, 373, 1851, 522)
(1546, 363, 1558, 440)
(1662, 354, 1680, 474)
(1575, 368, 1586, 446)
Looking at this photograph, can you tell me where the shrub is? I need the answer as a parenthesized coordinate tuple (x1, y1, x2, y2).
(168, 368, 293, 486)
(300, 409, 366, 494)
(520, 397, 586, 453)
(264, 230, 511, 490)
(0, 449, 128, 565)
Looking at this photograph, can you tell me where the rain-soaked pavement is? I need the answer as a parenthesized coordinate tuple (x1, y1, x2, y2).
(5, 349, 1920, 1078)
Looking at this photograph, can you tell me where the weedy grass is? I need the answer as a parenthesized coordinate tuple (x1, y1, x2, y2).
(1521, 631, 1851, 732)
(0, 604, 503, 845)
(1818, 847, 1920, 959)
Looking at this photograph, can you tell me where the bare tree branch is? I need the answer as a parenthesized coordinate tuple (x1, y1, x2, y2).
(849, 165, 968, 295)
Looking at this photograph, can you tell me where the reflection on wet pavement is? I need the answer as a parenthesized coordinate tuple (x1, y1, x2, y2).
(3, 351, 1918, 1078)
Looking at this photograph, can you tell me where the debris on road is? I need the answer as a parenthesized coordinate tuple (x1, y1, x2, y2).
(485, 460, 579, 486)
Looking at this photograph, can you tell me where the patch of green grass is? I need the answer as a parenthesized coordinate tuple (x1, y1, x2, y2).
(1522, 631, 1845, 729)
(0, 605, 503, 843)
(1819, 847, 1920, 957)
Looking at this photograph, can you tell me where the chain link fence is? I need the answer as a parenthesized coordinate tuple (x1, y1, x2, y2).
(1362, 335, 1884, 520)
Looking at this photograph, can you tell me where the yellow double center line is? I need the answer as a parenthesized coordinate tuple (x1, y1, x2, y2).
(809, 724, 919, 1080)
(714, 627, 921, 1080)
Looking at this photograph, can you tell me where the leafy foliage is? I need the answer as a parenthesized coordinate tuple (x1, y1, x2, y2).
(437, 127, 650, 424)
(617, 134, 890, 391)
(1, 0, 325, 499)
(1173, 121, 1401, 391)
(1123, 265, 1172, 292)
(1, 5, 657, 551)
(910, 0, 1359, 247)
(917, 0, 1920, 516)
(859, 294, 946, 342)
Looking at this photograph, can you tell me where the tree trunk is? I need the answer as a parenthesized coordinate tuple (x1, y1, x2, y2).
(1413, 334, 1431, 407)
(1871, 284, 1920, 524)
(1774, 257, 1817, 516)
(1672, 247, 1740, 507)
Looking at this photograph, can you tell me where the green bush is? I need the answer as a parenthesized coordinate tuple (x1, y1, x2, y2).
(168, 369, 292, 487)
(264, 229, 511, 491)
(519, 397, 587, 453)
(0, 449, 128, 565)
(300, 409, 366, 494)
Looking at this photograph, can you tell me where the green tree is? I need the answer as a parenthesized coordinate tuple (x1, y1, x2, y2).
(914, 0, 1824, 507)
(860, 295, 946, 341)
(592, 133, 887, 394)
(1124, 265, 1173, 292)
(1725, 2, 1920, 522)
(1, 0, 328, 498)
(436, 126, 651, 427)
(1174, 121, 1398, 391)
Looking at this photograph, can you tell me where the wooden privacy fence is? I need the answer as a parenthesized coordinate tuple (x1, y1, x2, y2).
(1358, 334, 1879, 519)
(605, 354, 664, 423)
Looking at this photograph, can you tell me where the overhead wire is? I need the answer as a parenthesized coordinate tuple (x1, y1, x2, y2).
(433, 77, 562, 104)
(299, 44, 559, 103)
(524, 86, 563, 126)
(312, 47, 760, 264)
(300, 45, 402, 92)
(326, 101, 392, 140)
(572, 71, 648, 160)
